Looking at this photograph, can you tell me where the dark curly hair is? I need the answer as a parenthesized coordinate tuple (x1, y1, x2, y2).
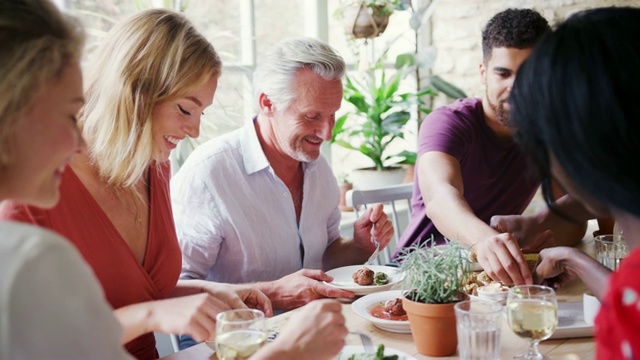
(482, 8, 550, 62)
(511, 6, 640, 217)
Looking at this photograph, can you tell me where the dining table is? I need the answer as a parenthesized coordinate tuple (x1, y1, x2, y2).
(161, 223, 599, 360)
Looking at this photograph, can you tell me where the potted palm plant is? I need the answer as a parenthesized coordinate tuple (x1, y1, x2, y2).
(331, 62, 434, 189)
(396, 237, 473, 356)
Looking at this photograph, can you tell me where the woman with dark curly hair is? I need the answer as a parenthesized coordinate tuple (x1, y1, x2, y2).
(511, 7, 640, 359)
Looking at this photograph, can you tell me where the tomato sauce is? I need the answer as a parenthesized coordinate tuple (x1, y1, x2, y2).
(369, 303, 408, 321)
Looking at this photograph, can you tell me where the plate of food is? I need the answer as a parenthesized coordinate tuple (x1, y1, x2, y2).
(325, 265, 404, 296)
(351, 290, 410, 333)
(336, 344, 416, 360)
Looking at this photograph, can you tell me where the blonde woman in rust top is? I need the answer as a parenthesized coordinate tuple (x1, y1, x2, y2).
(0, 8, 272, 360)
(0, 0, 131, 358)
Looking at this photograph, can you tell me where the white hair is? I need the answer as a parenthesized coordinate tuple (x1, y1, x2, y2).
(253, 37, 345, 113)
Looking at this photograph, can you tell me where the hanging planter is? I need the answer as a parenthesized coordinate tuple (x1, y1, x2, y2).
(342, 1, 393, 39)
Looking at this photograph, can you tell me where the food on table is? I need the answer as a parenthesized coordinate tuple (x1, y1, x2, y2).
(523, 252, 540, 272)
(463, 270, 508, 296)
(347, 344, 399, 360)
(383, 298, 406, 316)
(353, 267, 375, 285)
(478, 282, 509, 294)
(369, 298, 408, 321)
(352, 267, 389, 286)
(373, 271, 389, 285)
(468, 249, 478, 263)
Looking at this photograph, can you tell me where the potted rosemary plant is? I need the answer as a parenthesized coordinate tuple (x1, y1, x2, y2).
(396, 237, 472, 356)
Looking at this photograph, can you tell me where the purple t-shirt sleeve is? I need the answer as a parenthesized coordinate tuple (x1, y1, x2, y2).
(418, 98, 480, 160)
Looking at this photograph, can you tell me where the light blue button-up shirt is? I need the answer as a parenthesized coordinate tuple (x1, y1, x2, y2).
(171, 120, 341, 283)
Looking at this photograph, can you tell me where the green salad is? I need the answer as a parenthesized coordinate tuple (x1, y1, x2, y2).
(373, 272, 389, 285)
(347, 344, 398, 360)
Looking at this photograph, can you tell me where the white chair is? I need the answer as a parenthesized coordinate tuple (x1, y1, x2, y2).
(346, 183, 414, 265)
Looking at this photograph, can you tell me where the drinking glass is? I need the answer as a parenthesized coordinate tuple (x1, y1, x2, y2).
(594, 234, 628, 271)
(455, 299, 503, 360)
(214, 309, 267, 360)
(506, 285, 558, 360)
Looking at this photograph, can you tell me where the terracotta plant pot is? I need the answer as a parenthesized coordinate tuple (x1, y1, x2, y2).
(402, 296, 458, 356)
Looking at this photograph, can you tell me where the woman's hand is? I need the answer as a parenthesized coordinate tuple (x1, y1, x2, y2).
(175, 279, 273, 316)
(534, 246, 611, 299)
(201, 282, 273, 317)
(116, 293, 227, 344)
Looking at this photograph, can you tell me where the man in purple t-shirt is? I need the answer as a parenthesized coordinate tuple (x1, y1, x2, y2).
(396, 9, 586, 285)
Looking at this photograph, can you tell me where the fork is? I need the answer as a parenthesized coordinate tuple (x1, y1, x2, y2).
(350, 331, 375, 354)
(364, 225, 380, 266)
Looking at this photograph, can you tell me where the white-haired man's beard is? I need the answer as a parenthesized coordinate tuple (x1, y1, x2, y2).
(287, 140, 320, 163)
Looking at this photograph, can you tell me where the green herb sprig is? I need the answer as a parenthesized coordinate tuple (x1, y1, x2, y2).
(396, 236, 472, 304)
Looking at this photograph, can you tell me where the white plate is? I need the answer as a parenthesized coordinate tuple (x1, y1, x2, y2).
(336, 345, 416, 360)
(325, 265, 404, 296)
(351, 290, 411, 333)
(550, 301, 594, 339)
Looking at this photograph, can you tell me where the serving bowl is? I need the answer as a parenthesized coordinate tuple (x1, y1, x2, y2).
(351, 290, 411, 333)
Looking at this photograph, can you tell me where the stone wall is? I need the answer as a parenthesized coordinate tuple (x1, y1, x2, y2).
(426, 0, 639, 99)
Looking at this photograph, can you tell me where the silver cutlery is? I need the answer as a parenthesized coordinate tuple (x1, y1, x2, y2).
(364, 225, 380, 266)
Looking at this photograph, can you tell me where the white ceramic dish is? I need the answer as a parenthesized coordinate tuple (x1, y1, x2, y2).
(325, 265, 404, 296)
(336, 345, 416, 360)
(550, 301, 594, 339)
(583, 292, 601, 326)
(476, 283, 508, 305)
(351, 290, 411, 333)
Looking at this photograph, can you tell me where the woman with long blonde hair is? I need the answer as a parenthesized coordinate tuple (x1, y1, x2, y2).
(1, 8, 272, 359)
(0, 0, 131, 358)
(1, 3, 350, 359)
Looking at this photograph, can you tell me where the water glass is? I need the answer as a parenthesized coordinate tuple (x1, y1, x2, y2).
(454, 299, 503, 360)
(214, 309, 267, 360)
(595, 234, 628, 271)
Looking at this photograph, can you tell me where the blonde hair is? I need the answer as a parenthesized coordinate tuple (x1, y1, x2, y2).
(79, 9, 221, 188)
(0, 0, 84, 165)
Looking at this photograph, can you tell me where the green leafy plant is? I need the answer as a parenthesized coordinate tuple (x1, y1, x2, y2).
(334, 0, 404, 18)
(332, 63, 435, 171)
(361, 0, 401, 16)
(397, 236, 472, 304)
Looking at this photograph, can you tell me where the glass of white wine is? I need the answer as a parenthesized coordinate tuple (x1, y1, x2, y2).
(214, 309, 267, 360)
(506, 285, 558, 360)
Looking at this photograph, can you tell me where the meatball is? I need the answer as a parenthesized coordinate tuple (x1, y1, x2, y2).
(352, 267, 375, 285)
(384, 298, 406, 316)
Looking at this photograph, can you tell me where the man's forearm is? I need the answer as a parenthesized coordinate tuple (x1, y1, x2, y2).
(536, 195, 591, 246)
(425, 189, 499, 246)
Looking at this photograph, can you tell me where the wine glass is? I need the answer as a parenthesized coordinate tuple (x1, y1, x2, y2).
(506, 285, 558, 360)
(214, 309, 267, 360)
